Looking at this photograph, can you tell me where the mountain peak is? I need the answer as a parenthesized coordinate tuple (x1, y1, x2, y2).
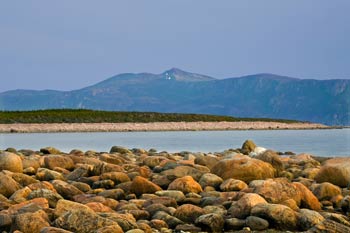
(162, 68, 215, 82)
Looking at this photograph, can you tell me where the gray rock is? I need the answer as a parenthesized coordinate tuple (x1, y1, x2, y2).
(245, 216, 269, 231)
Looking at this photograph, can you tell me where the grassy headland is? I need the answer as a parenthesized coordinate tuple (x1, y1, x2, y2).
(0, 109, 301, 124)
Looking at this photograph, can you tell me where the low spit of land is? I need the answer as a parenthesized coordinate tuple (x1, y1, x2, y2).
(0, 109, 329, 133)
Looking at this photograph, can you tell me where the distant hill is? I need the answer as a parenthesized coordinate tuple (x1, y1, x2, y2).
(0, 68, 349, 125)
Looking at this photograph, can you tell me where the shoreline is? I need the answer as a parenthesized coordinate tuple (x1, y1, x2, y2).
(0, 121, 331, 133)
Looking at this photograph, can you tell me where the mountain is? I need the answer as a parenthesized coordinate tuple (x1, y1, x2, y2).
(0, 68, 349, 125)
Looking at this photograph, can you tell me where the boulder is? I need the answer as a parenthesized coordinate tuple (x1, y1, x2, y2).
(155, 190, 186, 202)
(0, 152, 23, 173)
(152, 211, 183, 228)
(44, 155, 75, 170)
(241, 139, 256, 154)
(55, 207, 121, 233)
(15, 210, 50, 233)
(297, 209, 325, 231)
(7, 198, 49, 215)
(9, 187, 32, 203)
(110, 146, 132, 154)
(293, 182, 321, 210)
(11, 173, 39, 186)
(250, 178, 302, 206)
(220, 178, 248, 191)
(198, 173, 223, 189)
(251, 203, 297, 230)
(225, 218, 246, 230)
(168, 176, 203, 194)
(229, 193, 267, 219)
(194, 155, 220, 170)
(0, 173, 21, 197)
(195, 213, 224, 233)
(254, 150, 283, 175)
(245, 216, 269, 231)
(211, 155, 274, 183)
(315, 158, 350, 187)
(51, 180, 84, 200)
(312, 182, 342, 201)
(130, 176, 162, 197)
(36, 168, 65, 181)
(143, 156, 168, 169)
(174, 204, 206, 223)
(161, 165, 205, 181)
(40, 227, 73, 233)
(100, 172, 130, 184)
(27, 189, 63, 208)
(40, 147, 61, 154)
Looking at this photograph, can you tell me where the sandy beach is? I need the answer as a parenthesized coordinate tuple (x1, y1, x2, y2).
(0, 121, 329, 133)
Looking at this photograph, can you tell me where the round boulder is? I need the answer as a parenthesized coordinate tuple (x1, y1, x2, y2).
(211, 155, 275, 183)
(0, 152, 23, 173)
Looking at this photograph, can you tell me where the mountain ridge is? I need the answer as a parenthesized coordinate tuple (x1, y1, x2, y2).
(0, 68, 349, 125)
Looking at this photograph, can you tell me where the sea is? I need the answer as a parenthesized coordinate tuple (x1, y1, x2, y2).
(0, 128, 349, 157)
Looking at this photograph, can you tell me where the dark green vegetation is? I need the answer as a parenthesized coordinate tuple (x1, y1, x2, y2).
(0, 109, 300, 124)
(1, 68, 349, 125)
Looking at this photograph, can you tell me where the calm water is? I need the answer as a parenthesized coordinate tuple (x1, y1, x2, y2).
(0, 129, 349, 157)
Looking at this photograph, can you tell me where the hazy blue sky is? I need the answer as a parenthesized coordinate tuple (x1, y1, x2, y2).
(1, 0, 349, 92)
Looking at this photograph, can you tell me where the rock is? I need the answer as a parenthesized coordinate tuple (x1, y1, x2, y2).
(220, 178, 248, 191)
(174, 204, 206, 223)
(175, 224, 202, 232)
(27, 189, 63, 208)
(55, 207, 121, 233)
(40, 227, 73, 233)
(99, 153, 127, 165)
(92, 179, 115, 189)
(65, 165, 92, 181)
(10, 187, 32, 203)
(15, 210, 50, 233)
(130, 176, 162, 197)
(211, 155, 275, 183)
(302, 167, 320, 179)
(44, 155, 75, 170)
(98, 188, 125, 200)
(168, 176, 203, 194)
(293, 182, 321, 210)
(152, 211, 183, 228)
(36, 168, 65, 181)
(143, 156, 168, 169)
(251, 203, 298, 231)
(85, 202, 113, 213)
(54, 199, 91, 217)
(203, 205, 226, 216)
(71, 181, 91, 192)
(100, 172, 131, 184)
(246, 216, 269, 231)
(161, 165, 205, 181)
(155, 190, 186, 202)
(110, 146, 132, 154)
(241, 139, 256, 154)
(311, 219, 350, 233)
(40, 147, 61, 154)
(7, 198, 49, 215)
(145, 203, 171, 217)
(0, 212, 12, 229)
(194, 155, 220, 170)
(312, 182, 342, 201)
(0, 173, 21, 197)
(315, 158, 350, 187)
(99, 212, 138, 232)
(229, 193, 267, 219)
(250, 178, 302, 206)
(149, 219, 168, 230)
(198, 173, 223, 189)
(341, 195, 350, 213)
(195, 213, 224, 233)
(52, 180, 84, 200)
(297, 208, 325, 231)
(254, 150, 283, 175)
(0, 152, 23, 173)
(225, 218, 245, 230)
(11, 173, 39, 186)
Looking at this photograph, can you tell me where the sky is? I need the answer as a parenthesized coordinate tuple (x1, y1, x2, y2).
(0, 0, 349, 92)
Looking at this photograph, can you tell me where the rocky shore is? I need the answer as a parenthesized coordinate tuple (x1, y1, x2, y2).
(0, 121, 329, 133)
(1, 141, 350, 233)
